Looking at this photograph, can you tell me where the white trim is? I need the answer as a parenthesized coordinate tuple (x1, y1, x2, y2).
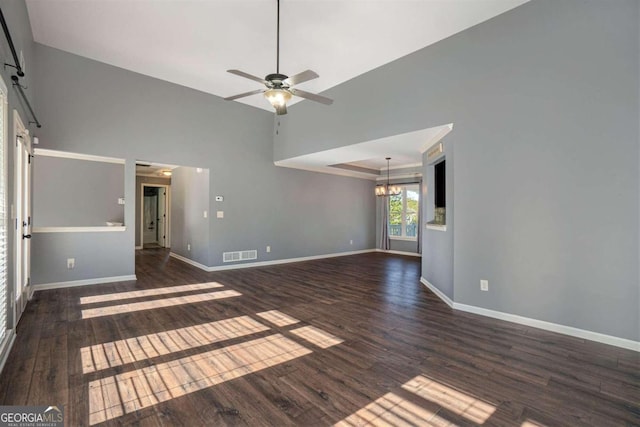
(420, 277, 454, 308)
(377, 249, 421, 258)
(0, 331, 16, 375)
(420, 128, 449, 154)
(420, 123, 453, 154)
(452, 302, 640, 352)
(135, 245, 143, 250)
(426, 224, 447, 232)
(386, 162, 423, 171)
(390, 236, 418, 242)
(169, 252, 211, 271)
(375, 173, 422, 182)
(34, 148, 125, 164)
(34, 275, 137, 291)
(33, 226, 126, 233)
(170, 249, 378, 272)
(420, 277, 639, 352)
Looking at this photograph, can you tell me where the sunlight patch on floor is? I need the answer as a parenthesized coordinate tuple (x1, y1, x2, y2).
(290, 325, 344, 349)
(402, 375, 496, 424)
(335, 392, 441, 426)
(80, 282, 224, 304)
(88, 334, 311, 425)
(336, 374, 497, 426)
(522, 421, 547, 426)
(81, 290, 241, 319)
(81, 315, 269, 373)
(256, 310, 301, 327)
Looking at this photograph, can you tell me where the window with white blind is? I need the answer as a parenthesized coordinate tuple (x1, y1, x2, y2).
(0, 76, 7, 343)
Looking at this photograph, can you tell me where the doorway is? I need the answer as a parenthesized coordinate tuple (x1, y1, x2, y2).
(14, 112, 31, 326)
(140, 184, 170, 248)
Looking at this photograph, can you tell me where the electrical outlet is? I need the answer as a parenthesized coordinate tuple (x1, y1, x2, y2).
(480, 280, 489, 291)
(216, 211, 224, 219)
(349, 240, 353, 245)
(67, 258, 75, 269)
(203, 210, 208, 218)
(266, 246, 271, 253)
(187, 244, 191, 251)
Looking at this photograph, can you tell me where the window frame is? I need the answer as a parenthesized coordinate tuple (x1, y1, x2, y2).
(388, 184, 419, 241)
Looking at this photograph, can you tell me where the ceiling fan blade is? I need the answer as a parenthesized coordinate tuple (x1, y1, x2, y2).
(283, 69, 319, 86)
(227, 69, 267, 84)
(290, 88, 333, 105)
(224, 89, 264, 101)
(275, 103, 287, 115)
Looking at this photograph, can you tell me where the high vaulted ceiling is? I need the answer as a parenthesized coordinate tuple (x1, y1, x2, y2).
(26, 0, 528, 113)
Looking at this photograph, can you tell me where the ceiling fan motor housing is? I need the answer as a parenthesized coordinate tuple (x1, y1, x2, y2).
(266, 73, 289, 87)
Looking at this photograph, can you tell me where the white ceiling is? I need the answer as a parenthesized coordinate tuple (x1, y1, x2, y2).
(26, 0, 528, 112)
(275, 123, 452, 179)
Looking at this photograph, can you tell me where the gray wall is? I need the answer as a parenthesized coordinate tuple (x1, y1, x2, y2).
(135, 175, 170, 247)
(0, 0, 37, 338)
(422, 142, 454, 299)
(32, 43, 376, 283)
(33, 155, 124, 226)
(275, 0, 639, 341)
(170, 166, 210, 266)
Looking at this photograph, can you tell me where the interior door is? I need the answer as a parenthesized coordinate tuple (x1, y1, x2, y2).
(14, 120, 31, 325)
(157, 188, 166, 247)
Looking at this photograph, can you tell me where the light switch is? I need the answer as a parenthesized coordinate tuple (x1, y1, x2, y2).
(216, 211, 224, 219)
(118, 198, 125, 205)
(203, 210, 208, 218)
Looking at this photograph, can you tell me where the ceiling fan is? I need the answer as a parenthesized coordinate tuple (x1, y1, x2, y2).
(224, 0, 333, 115)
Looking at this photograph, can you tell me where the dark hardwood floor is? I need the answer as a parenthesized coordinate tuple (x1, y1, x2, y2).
(0, 249, 637, 426)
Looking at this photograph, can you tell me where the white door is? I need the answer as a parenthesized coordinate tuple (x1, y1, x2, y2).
(14, 116, 31, 325)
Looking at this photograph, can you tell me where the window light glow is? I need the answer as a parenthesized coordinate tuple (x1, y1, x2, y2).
(337, 374, 497, 426)
(81, 290, 241, 319)
(81, 315, 269, 374)
(402, 375, 496, 424)
(335, 392, 441, 426)
(256, 310, 300, 327)
(88, 334, 311, 425)
(289, 325, 343, 349)
(79, 282, 224, 305)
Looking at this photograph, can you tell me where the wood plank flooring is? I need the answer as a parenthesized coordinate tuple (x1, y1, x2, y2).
(0, 249, 637, 426)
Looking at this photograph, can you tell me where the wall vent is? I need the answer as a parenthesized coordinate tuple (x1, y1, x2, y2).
(223, 250, 257, 263)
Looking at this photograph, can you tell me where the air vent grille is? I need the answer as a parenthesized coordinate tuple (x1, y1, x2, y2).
(223, 250, 257, 263)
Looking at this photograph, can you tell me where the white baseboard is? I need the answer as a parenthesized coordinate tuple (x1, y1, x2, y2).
(0, 331, 16, 375)
(420, 276, 639, 352)
(420, 277, 454, 308)
(377, 249, 422, 258)
(169, 252, 211, 271)
(34, 275, 137, 291)
(170, 249, 378, 272)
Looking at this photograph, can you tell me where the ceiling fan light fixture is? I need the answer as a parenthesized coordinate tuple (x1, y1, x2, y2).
(264, 88, 292, 108)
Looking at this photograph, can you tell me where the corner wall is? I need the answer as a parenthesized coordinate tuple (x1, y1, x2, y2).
(276, 0, 640, 341)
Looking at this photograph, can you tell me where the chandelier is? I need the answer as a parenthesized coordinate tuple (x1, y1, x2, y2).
(375, 157, 401, 197)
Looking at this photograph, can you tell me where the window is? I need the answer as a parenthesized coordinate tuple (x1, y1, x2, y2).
(389, 184, 419, 240)
(0, 76, 7, 344)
